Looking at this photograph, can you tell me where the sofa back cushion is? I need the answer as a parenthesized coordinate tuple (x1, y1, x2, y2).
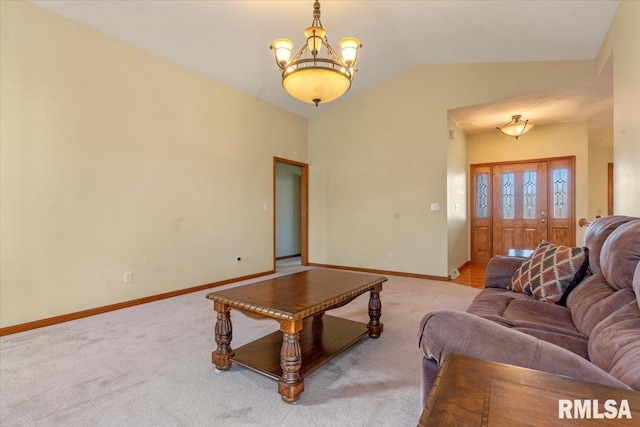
(588, 300, 640, 391)
(600, 220, 640, 291)
(587, 251, 640, 391)
(567, 272, 636, 336)
(584, 216, 636, 274)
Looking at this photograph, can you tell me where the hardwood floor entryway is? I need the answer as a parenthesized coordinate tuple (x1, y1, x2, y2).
(452, 264, 486, 289)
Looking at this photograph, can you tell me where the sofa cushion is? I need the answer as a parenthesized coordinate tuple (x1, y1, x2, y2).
(600, 220, 640, 291)
(567, 272, 637, 336)
(584, 215, 636, 274)
(468, 288, 588, 357)
(467, 288, 531, 326)
(502, 299, 580, 337)
(588, 300, 640, 391)
(511, 328, 589, 359)
(508, 241, 588, 303)
(418, 309, 629, 389)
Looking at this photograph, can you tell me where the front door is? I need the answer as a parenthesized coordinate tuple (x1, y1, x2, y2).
(492, 162, 548, 256)
(471, 157, 575, 262)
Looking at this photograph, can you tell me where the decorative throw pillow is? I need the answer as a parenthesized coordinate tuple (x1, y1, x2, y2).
(508, 241, 589, 303)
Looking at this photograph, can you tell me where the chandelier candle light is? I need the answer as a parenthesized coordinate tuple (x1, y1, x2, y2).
(496, 114, 535, 139)
(271, 1, 361, 106)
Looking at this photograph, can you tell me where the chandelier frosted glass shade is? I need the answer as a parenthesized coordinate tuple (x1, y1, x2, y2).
(271, 1, 361, 106)
(496, 115, 535, 139)
(283, 66, 352, 105)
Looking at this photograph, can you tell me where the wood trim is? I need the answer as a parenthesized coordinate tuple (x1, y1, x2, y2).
(300, 165, 309, 266)
(273, 157, 309, 270)
(0, 270, 274, 337)
(273, 157, 308, 168)
(456, 260, 470, 273)
(276, 254, 302, 260)
(471, 155, 576, 168)
(307, 262, 449, 281)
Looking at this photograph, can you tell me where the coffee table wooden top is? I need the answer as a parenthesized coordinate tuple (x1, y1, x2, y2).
(206, 269, 386, 321)
(419, 354, 640, 426)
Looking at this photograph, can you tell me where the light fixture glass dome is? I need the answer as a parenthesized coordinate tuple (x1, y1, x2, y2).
(283, 67, 351, 105)
(496, 115, 535, 139)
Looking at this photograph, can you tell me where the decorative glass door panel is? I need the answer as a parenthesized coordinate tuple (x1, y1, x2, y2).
(547, 158, 574, 246)
(492, 162, 548, 257)
(471, 166, 492, 263)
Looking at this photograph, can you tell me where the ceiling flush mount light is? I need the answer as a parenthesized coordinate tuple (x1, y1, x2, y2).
(496, 114, 535, 139)
(270, 1, 361, 106)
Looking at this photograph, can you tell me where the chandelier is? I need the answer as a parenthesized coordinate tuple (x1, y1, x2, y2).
(496, 115, 535, 139)
(270, 1, 361, 106)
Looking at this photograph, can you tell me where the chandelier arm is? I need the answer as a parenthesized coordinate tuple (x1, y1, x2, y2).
(289, 45, 309, 64)
(323, 40, 341, 61)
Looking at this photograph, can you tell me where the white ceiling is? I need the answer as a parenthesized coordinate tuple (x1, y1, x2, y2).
(29, 0, 619, 133)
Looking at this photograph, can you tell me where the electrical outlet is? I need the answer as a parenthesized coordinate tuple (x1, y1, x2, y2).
(236, 256, 241, 264)
(387, 251, 393, 259)
(124, 272, 132, 283)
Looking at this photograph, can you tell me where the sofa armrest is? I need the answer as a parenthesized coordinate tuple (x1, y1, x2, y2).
(418, 309, 630, 390)
(485, 256, 527, 289)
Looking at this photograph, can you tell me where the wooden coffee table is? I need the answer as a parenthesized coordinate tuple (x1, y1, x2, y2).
(206, 269, 387, 403)
(419, 354, 640, 426)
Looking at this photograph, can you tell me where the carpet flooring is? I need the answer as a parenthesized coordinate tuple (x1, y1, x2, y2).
(1, 265, 480, 426)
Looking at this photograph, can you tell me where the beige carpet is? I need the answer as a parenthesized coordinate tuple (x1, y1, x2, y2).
(0, 265, 480, 426)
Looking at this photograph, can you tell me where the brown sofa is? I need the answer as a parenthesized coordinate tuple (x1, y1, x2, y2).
(418, 215, 640, 405)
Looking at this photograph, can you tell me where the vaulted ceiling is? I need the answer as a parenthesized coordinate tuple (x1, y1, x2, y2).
(30, 0, 619, 134)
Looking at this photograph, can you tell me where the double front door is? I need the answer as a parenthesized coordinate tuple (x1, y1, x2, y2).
(471, 157, 575, 263)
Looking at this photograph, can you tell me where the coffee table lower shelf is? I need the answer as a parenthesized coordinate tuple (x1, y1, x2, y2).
(230, 315, 369, 380)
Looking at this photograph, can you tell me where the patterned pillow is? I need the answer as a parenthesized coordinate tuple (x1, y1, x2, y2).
(508, 241, 589, 303)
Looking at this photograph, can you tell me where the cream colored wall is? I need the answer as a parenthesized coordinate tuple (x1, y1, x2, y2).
(588, 130, 613, 218)
(469, 122, 590, 245)
(447, 115, 468, 275)
(597, 1, 640, 216)
(0, 1, 307, 327)
(309, 61, 595, 277)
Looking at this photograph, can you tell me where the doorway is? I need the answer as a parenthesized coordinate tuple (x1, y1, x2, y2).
(471, 156, 576, 263)
(273, 157, 309, 270)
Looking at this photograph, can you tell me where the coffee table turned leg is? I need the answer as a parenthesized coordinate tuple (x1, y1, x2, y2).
(278, 320, 304, 403)
(368, 286, 383, 338)
(212, 302, 234, 370)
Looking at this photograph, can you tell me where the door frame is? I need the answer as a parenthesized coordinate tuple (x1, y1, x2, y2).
(470, 155, 576, 263)
(273, 157, 309, 269)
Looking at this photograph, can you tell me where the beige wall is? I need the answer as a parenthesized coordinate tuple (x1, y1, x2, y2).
(309, 61, 595, 277)
(597, 1, 640, 215)
(588, 130, 614, 218)
(468, 122, 590, 245)
(0, 1, 307, 327)
(447, 115, 468, 275)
